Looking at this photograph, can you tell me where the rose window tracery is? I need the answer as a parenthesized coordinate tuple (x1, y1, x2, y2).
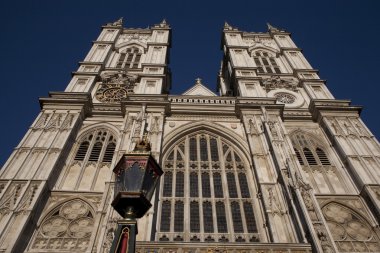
(322, 202, 380, 252)
(274, 92, 296, 104)
(30, 199, 95, 251)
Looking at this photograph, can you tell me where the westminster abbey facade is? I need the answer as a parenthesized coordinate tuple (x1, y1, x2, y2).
(0, 19, 380, 253)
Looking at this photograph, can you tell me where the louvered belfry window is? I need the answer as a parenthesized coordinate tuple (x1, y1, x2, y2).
(59, 128, 117, 192)
(116, 47, 142, 69)
(291, 132, 345, 194)
(158, 131, 258, 242)
(252, 50, 281, 74)
(74, 130, 116, 163)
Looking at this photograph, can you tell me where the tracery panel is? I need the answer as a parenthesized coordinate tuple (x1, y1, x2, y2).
(291, 131, 348, 194)
(322, 202, 380, 252)
(157, 131, 259, 242)
(29, 199, 95, 252)
(59, 128, 117, 191)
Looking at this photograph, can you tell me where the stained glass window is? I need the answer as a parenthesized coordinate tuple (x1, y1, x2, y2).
(158, 131, 258, 242)
(190, 201, 200, 232)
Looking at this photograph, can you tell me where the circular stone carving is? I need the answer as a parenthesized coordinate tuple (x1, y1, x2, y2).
(267, 88, 304, 108)
(60, 200, 89, 220)
(274, 92, 296, 104)
(41, 216, 69, 237)
(68, 217, 94, 238)
(96, 87, 128, 102)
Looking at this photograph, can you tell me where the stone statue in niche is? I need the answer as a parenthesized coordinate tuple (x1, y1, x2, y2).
(343, 121, 356, 136)
(355, 121, 365, 135)
(268, 121, 278, 139)
(263, 76, 298, 91)
(268, 188, 285, 215)
(149, 116, 160, 134)
(248, 119, 258, 135)
(330, 121, 344, 136)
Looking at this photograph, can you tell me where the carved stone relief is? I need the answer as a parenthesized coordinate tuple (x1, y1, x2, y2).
(116, 33, 151, 46)
(263, 76, 298, 92)
(33, 112, 74, 131)
(322, 202, 380, 252)
(14, 183, 39, 215)
(0, 182, 25, 220)
(30, 198, 95, 251)
(96, 71, 137, 103)
(243, 36, 276, 49)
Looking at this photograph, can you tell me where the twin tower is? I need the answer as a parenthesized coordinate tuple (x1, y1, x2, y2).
(0, 18, 380, 253)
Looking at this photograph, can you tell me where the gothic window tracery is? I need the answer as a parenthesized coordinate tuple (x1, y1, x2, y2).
(59, 128, 117, 191)
(116, 47, 142, 69)
(252, 50, 281, 74)
(322, 202, 380, 252)
(157, 131, 258, 242)
(291, 132, 346, 194)
(30, 199, 95, 252)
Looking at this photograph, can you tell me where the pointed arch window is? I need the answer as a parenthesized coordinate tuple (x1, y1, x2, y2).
(158, 131, 259, 242)
(303, 148, 317, 165)
(316, 148, 331, 165)
(59, 128, 117, 191)
(252, 50, 281, 74)
(116, 47, 142, 69)
(291, 132, 347, 194)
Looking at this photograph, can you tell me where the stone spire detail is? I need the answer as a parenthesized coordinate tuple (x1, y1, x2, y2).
(223, 21, 238, 31)
(107, 17, 123, 27)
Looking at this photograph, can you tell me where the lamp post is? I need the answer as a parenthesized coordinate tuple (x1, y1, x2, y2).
(110, 139, 163, 253)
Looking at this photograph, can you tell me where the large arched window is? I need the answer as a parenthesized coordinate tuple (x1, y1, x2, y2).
(291, 132, 346, 194)
(58, 128, 117, 191)
(252, 50, 281, 74)
(157, 131, 258, 242)
(28, 199, 95, 252)
(116, 47, 142, 69)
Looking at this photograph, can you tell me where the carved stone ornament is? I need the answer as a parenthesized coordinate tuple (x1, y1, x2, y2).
(106, 17, 123, 27)
(263, 76, 298, 91)
(117, 33, 151, 45)
(244, 35, 275, 49)
(96, 71, 137, 103)
(31, 199, 94, 251)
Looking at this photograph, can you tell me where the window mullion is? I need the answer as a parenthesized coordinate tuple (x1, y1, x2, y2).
(183, 146, 190, 240)
(74, 134, 96, 189)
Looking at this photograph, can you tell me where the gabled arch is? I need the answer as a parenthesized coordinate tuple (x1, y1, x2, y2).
(58, 123, 119, 191)
(289, 128, 329, 151)
(29, 197, 96, 251)
(249, 49, 281, 74)
(289, 129, 347, 194)
(116, 41, 147, 52)
(75, 122, 119, 142)
(163, 121, 250, 162)
(37, 197, 96, 226)
(157, 125, 260, 242)
(248, 46, 278, 56)
(321, 201, 380, 252)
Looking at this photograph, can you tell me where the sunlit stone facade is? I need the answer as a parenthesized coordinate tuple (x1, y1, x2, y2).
(0, 19, 379, 253)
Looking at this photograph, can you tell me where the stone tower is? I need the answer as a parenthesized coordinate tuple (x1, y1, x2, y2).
(0, 19, 379, 253)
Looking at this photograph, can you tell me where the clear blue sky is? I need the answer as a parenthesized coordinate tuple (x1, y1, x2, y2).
(0, 0, 379, 166)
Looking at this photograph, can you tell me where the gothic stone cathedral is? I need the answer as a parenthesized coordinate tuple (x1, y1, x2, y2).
(0, 19, 380, 253)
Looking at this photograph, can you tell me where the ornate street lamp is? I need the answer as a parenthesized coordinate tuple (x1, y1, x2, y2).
(110, 138, 163, 253)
